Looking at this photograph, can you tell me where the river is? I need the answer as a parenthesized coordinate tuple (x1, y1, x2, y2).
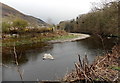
(2, 35, 119, 81)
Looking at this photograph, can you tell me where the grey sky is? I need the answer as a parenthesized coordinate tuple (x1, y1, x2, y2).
(0, 0, 102, 24)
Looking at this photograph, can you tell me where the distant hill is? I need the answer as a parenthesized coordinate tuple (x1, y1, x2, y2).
(2, 3, 48, 27)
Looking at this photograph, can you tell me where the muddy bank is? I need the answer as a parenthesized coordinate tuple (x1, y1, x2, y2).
(48, 33, 90, 43)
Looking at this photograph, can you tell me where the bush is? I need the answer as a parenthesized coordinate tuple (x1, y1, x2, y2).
(2, 22, 11, 33)
(12, 19, 28, 30)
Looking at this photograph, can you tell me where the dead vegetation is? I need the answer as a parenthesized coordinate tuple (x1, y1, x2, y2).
(63, 45, 120, 82)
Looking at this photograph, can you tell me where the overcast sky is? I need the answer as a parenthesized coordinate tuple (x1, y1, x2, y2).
(0, 0, 102, 24)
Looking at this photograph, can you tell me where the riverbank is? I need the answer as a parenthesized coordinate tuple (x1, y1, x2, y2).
(63, 45, 120, 82)
(48, 33, 90, 43)
(2, 31, 90, 47)
(2, 30, 66, 46)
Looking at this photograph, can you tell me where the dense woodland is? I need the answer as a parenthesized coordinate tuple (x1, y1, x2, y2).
(58, 0, 120, 37)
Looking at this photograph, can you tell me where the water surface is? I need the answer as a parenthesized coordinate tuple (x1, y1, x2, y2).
(2, 36, 118, 81)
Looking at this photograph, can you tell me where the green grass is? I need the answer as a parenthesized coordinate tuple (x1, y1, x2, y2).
(2, 37, 42, 46)
(40, 34, 78, 42)
(95, 78, 100, 81)
(2, 34, 79, 47)
(109, 66, 120, 71)
(56, 35, 78, 39)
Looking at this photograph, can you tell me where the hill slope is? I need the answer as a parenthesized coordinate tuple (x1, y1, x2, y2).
(2, 3, 47, 27)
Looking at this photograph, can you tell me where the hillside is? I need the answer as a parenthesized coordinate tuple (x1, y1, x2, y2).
(2, 3, 47, 27)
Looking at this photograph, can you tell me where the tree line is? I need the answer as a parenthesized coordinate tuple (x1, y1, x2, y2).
(58, 0, 119, 37)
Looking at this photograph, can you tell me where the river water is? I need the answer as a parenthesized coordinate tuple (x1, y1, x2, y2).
(2, 36, 119, 81)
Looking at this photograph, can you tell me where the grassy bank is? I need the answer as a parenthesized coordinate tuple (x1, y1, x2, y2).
(41, 34, 78, 42)
(2, 30, 79, 47)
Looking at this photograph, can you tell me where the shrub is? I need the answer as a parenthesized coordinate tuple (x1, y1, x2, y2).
(2, 22, 11, 33)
